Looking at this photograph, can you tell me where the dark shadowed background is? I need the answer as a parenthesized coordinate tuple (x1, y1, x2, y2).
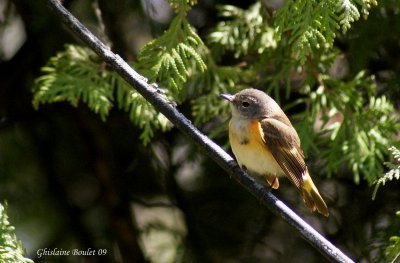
(1, 0, 400, 262)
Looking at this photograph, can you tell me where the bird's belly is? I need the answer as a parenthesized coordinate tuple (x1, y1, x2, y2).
(229, 120, 285, 177)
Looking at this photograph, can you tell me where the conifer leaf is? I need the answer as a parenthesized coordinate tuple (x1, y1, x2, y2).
(274, 0, 377, 63)
(307, 72, 399, 184)
(137, 15, 206, 92)
(208, 2, 276, 59)
(33, 45, 113, 121)
(383, 211, 400, 263)
(168, 0, 197, 13)
(33, 45, 171, 145)
(337, 0, 360, 32)
(0, 203, 33, 263)
(372, 146, 400, 199)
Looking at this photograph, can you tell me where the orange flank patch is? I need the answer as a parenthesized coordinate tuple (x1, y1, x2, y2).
(229, 119, 285, 180)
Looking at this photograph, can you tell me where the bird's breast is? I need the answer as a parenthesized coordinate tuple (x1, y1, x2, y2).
(229, 118, 285, 177)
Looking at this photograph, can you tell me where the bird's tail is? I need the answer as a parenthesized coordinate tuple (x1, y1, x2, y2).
(301, 173, 329, 217)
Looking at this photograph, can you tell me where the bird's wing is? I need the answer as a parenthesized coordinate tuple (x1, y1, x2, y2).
(260, 118, 306, 189)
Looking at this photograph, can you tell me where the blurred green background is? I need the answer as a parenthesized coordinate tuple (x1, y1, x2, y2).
(1, 0, 399, 262)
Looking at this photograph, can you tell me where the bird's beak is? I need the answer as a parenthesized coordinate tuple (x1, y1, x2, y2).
(220, 93, 234, 102)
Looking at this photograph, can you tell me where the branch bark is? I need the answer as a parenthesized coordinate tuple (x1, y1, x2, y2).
(45, 0, 354, 262)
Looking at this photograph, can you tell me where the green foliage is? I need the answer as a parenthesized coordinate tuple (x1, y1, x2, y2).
(194, 2, 273, 125)
(19, 0, 400, 261)
(205, 0, 376, 102)
(0, 203, 33, 263)
(33, 45, 171, 145)
(168, 0, 197, 14)
(113, 74, 171, 144)
(305, 71, 399, 184)
(274, 0, 377, 64)
(373, 211, 400, 263)
(32, 0, 397, 188)
(33, 45, 113, 121)
(385, 211, 400, 263)
(208, 2, 276, 59)
(137, 13, 206, 93)
(373, 146, 400, 199)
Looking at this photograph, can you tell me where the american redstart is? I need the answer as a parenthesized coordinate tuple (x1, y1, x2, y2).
(221, 88, 329, 217)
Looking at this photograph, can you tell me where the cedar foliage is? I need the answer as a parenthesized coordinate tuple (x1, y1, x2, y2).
(0, 203, 33, 263)
(33, 0, 399, 184)
(32, 1, 400, 261)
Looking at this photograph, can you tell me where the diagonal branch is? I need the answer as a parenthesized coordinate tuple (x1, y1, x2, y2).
(45, 0, 354, 262)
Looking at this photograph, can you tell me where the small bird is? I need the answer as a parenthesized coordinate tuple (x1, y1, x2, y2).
(221, 88, 329, 217)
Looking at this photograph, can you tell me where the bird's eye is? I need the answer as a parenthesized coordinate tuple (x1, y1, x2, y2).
(242, 101, 250, 108)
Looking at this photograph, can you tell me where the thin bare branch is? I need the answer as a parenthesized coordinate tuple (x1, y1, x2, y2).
(45, 1, 354, 262)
